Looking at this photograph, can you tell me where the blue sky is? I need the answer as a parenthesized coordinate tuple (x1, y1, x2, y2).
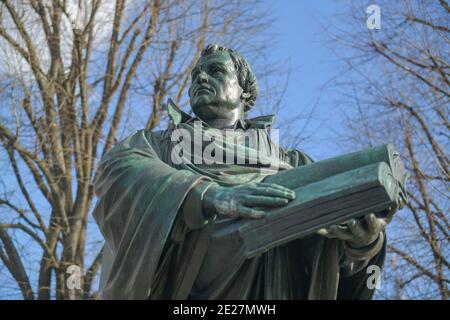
(269, 0, 350, 159)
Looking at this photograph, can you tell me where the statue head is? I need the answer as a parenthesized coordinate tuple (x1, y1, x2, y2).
(188, 44, 259, 126)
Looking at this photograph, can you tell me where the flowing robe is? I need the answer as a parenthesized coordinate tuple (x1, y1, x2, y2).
(93, 107, 386, 300)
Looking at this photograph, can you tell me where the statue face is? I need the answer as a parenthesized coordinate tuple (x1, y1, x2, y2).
(189, 51, 243, 121)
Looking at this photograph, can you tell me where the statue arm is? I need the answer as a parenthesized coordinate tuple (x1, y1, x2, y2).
(282, 147, 314, 167)
(93, 130, 211, 298)
(179, 180, 218, 230)
(337, 233, 387, 299)
(340, 231, 386, 276)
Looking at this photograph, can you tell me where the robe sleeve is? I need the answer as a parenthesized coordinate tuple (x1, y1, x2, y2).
(93, 129, 210, 299)
(181, 180, 218, 229)
(337, 234, 387, 299)
(282, 148, 314, 167)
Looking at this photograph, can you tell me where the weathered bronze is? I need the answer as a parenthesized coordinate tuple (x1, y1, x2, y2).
(93, 44, 408, 300)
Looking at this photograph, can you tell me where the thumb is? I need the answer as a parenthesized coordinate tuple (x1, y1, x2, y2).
(317, 228, 332, 238)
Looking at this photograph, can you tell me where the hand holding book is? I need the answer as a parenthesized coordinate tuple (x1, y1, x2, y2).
(317, 213, 386, 248)
(208, 144, 408, 259)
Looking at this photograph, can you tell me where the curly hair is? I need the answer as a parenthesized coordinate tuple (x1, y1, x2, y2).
(199, 44, 259, 113)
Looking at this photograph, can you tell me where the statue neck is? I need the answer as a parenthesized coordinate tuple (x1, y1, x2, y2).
(202, 107, 245, 130)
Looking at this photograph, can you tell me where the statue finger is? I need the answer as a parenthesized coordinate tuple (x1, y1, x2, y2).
(242, 195, 289, 207)
(348, 219, 367, 239)
(365, 214, 379, 234)
(328, 225, 353, 240)
(238, 206, 266, 219)
(317, 228, 334, 238)
(257, 182, 295, 195)
(253, 186, 295, 200)
(376, 217, 387, 232)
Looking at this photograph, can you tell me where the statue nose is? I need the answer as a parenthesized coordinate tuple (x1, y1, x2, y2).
(197, 71, 208, 83)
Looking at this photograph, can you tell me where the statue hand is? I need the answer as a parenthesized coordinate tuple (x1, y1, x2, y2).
(317, 214, 387, 247)
(203, 182, 295, 219)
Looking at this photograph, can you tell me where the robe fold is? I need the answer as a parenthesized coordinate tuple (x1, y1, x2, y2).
(93, 106, 386, 300)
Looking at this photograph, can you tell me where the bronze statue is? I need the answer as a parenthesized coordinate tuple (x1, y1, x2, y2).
(93, 44, 406, 300)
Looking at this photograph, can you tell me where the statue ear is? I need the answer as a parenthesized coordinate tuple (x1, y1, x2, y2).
(240, 92, 250, 101)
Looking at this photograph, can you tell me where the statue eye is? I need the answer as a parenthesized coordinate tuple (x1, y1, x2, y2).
(211, 66, 223, 74)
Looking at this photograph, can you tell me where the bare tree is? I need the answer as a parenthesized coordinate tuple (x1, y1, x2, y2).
(327, 0, 449, 299)
(0, 0, 278, 299)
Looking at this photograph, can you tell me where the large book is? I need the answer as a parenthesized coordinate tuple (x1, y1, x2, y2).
(211, 144, 408, 259)
(266, 143, 408, 204)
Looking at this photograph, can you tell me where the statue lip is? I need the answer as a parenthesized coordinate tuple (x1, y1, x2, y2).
(194, 86, 214, 96)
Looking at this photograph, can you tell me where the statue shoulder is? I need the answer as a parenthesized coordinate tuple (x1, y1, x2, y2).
(101, 129, 168, 163)
(282, 147, 314, 167)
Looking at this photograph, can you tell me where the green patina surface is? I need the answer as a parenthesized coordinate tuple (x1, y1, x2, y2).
(93, 44, 408, 300)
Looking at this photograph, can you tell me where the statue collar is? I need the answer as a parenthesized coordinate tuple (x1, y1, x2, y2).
(166, 98, 275, 130)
